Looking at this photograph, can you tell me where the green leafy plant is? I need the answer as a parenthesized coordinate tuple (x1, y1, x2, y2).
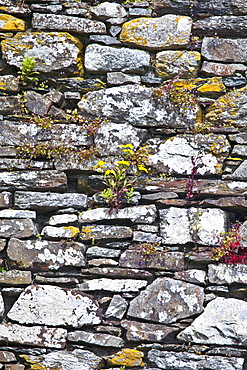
(18, 55, 39, 86)
(66, 109, 107, 136)
(95, 144, 149, 212)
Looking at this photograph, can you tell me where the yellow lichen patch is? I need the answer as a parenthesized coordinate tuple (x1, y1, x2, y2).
(197, 77, 226, 95)
(63, 226, 80, 238)
(105, 348, 145, 367)
(19, 355, 52, 370)
(0, 14, 26, 31)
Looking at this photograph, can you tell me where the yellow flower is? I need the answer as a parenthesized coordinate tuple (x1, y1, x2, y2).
(97, 160, 106, 167)
(116, 160, 130, 167)
(138, 164, 148, 173)
(105, 169, 115, 176)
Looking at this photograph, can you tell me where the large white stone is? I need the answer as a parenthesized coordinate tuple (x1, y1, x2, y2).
(7, 285, 101, 327)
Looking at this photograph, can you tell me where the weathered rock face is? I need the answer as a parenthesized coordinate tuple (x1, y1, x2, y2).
(84, 44, 150, 73)
(78, 84, 201, 128)
(7, 238, 86, 270)
(78, 278, 147, 292)
(0, 323, 67, 349)
(91, 1, 127, 20)
(80, 225, 133, 242)
(148, 134, 230, 175)
(159, 207, 228, 245)
(67, 330, 124, 347)
(178, 297, 247, 345)
(147, 349, 244, 370)
(127, 278, 204, 324)
(120, 15, 192, 50)
(7, 285, 101, 327)
(201, 37, 247, 63)
(2, 31, 83, 73)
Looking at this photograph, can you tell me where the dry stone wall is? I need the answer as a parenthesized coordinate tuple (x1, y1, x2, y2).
(1, 0, 247, 369)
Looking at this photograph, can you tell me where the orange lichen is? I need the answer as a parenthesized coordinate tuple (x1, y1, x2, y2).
(106, 348, 145, 367)
(0, 14, 26, 31)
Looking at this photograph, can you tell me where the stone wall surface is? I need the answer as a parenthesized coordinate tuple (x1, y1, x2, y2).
(1, 0, 247, 369)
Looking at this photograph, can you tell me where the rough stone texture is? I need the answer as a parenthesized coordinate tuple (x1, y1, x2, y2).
(128, 278, 204, 324)
(120, 15, 192, 50)
(0, 323, 67, 349)
(201, 37, 247, 63)
(84, 44, 150, 73)
(107, 72, 141, 85)
(86, 246, 120, 258)
(2, 31, 83, 74)
(105, 348, 145, 367)
(0, 191, 12, 208)
(41, 226, 80, 239)
(193, 15, 247, 37)
(155, 51, 201, 79)
(85, 267, 152, 279)
(208, 263, 247, 284)
(80, 225, 133, 242)
(104, 294, 128, 319)
(78, 84, 201, 128)
(201, 61, 247, 76)
(67, 331, 124, 347)
(32, 13, 106, 34)
(174, 269, 207, 285)
(15, 192, 87, 211)
(0, 219, 36, 238)
(91, 2, 127, 19)
(0, 270, 32, 285)
(148, 134, 230, 175)
(7, 285, 101, 327)
(0, 209, 36, 219)
(119, 247, 185, 271)
(121, 320, 180, 342)
(0, 171, 67, 191)
(147, 349, 244, 370)
(224, 160, 247, 180)
(79, 205, 156, 224)
(0, 293, 4, 318)
(94, 122, 148, 155)
(0, 75, 19, 93)
(20, 349, 103, 370)
(0, 96, 20, 114)
(159, 207, 228, 245)
(178, 297, 247, 346)
(47, 213, 78, 225)
(0, 351, 16, 362)
(0, 13, 26, 31)
(78, 278, 147, 292)
(7, 238, 86, 270)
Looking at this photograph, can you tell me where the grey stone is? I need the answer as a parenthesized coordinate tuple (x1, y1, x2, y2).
(208, 263, 247, 285)
(224, 74, 247, 87)
(155, 51, 201, 79)
(178, 297, 247, 346)
(64, 91, 80, 100)
(0, 192, 12, 208)
(86, 267, 152, 280)
(48, 77, 105, 92)
(193, 15, 247, 37)
(0, 219, 36, 238)
(136, 224, 159, 233)
(105, 294, 128, 319)
(31, 4, 62, 13)
(0, 239, 6, 251)
(20, 349, 103, 370)
(142, 192, 178, 201)
(86, 246, 120, 258)
(78, 278, 147, 292)
(109, 25, 122, 36)
(232, 145, 247, 156)
(0, 350, 16, 362)
(0, 323, 67, 349)
(41, 226, 80, 239)
(0, 75, 19, 93)
(0, 209, 36, 219)
(147, 349, 244, 370)
(32, 13, 106, 34)
(122, 320, 180, 342)
(0, 270, 32, 285)
(15, 192, 87, 211)
(94, 122, 148, 155)
(159, 207, 228, 246)
(0, 96, 20, 114)
(89, 35, 121, 46)
(229, 133, 247, 143)
(67, 331, 124, 347)
(0, 171, 67, 191)
(128, 278, 204, 324)
(174, 269, 207, 285)
(47, 214, 78, 225)
(201, 61, 247, 76)
(202, 37, 247, 63)
(90, 2, 127, 20)
(84, 44, 150, 74)
(88, 258, 118, 267)
(2, 31, 83, 74)
(120, 247, 185, 271)
(132, 231, 162, 244)
(120, 15, 192, 50)
(80, 225, 133, 242)
(35, 276, 79, 285)
(78, 84, 201, 128)
(107, 72, 141, 86)
(7, 238, 86, 270)
(7, 285, 101, 327)
(79, 205, 156, 224)
(129, 8, 152, 16)
(224, 160, 247, 179)
(148, 134, 230, 176)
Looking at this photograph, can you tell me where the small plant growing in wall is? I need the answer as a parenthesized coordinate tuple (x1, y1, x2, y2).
(213, 222, 247, 264)
(95, 144, 149, 212)
(18, 55, 39, 86)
